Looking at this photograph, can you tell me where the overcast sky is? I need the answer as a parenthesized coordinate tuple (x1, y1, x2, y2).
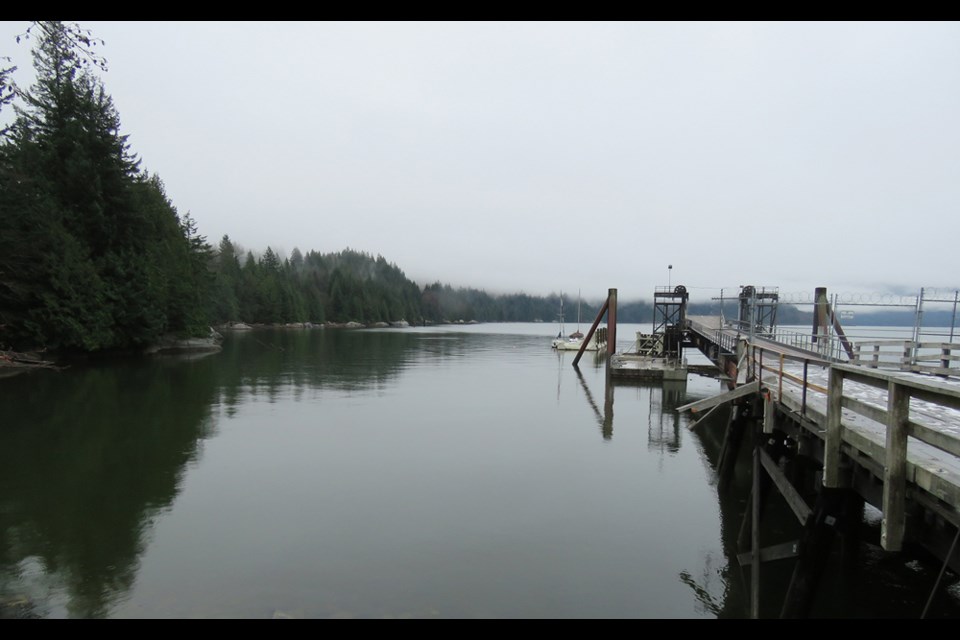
(2, 21, 959, 303)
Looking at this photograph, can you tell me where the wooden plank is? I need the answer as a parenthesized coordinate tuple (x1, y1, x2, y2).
(912, 465, 960, 510)
(675, 379, 759, 414)
(836, 381, 960, 456)
(737, 540, 800, 566)
(837, 370, 890, 390)
(842, 395, 960, 459)
(836, 363, 960, 403)
(914, 353, 960, 362)
(908, 421, 960, 458)
(842, 396, 887, 426)
(760, 447, 813, 524)
(882, 381, 908, 552)
(901, 381, 960, 410)
(854, 340, 915, 347)
(848, 359, 898, 366)
(910, 365, 959, 377)
(686, 402, 723, 431)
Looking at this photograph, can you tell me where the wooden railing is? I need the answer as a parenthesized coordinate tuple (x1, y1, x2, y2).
(849, 340, 912, 370)
(633, 332, 662, 357)
(821, 364, 960, 551)
(743, 344, 960, 552)
(748, 341, 831, 420)
(910, 341, 960, 376)
(851, 340, 959, 376)
(850, 340, 960, 376)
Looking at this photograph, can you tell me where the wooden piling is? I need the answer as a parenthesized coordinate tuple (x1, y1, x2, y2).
(779, 491, 837, 618)
(751, 432, 762, 618)
(738, 451, 774, 557)
(574, 294, 609, 368)
(882, 380, 908, 551)
(779, 488, 862, 618)
(607, 288, 617, 356)
(718, 401, 751, 491)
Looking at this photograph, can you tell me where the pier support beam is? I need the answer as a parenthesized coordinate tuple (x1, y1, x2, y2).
(717, 390, 764, 490)
(779, 488, 861, 618)
(718, 401, 751, 491)
(751, 431, 762, 618)
(738, 426, 811, 618)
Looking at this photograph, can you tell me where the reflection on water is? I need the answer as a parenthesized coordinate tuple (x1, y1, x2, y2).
(571, 366, 613, 440)
(0, 323, 957, 618)
(0, 355, 220, 618)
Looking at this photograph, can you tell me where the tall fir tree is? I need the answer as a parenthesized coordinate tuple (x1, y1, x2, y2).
(0, 22, 212, 351)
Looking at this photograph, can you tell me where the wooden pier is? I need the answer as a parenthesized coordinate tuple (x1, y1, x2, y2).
(576, 284, 960, 617)
(678, 295, 960, 618)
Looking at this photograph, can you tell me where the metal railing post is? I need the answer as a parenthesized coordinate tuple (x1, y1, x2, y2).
(950, 290, 958, 343)
(802, 360, 809, 416)
(778, 353, 784, 400)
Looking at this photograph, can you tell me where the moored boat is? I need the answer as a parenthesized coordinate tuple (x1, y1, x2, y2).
(551, 291, 606, 351)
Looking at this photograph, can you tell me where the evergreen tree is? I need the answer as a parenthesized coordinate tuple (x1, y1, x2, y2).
(211, 235, 241, 323)
(0, 22, 212, 351)
(0, 56, 16, 135)
(237, 252, 261, 323)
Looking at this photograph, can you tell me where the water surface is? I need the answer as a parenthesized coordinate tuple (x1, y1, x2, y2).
(0, 323, 957, 618)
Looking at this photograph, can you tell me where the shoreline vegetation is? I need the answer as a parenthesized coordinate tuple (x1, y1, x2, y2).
(1, 23, 955, 373)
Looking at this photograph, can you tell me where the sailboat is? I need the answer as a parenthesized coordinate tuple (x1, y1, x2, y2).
(570, 289, 584, 340)
(551, 290, 604, 351)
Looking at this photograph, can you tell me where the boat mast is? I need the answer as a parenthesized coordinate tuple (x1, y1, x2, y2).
(577, 289, 581, 332)
(559, 292, 565, 336)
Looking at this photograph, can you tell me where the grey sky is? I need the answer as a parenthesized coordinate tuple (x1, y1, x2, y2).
(2, 21, 958, 303)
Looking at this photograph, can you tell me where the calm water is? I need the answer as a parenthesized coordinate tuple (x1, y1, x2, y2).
(1, 323, 958, 618)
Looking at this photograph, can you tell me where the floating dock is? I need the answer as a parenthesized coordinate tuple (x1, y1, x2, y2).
(610, 354, 687, 380)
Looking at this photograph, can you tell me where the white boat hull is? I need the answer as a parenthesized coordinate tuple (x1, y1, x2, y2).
(552, 335, 604, 351)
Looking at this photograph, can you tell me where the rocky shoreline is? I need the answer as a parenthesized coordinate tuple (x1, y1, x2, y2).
(0, 349, 63, 377)
(1, 327, 226, 377)
(216, 318, 481, 331)
(141, 327, 224, 355)
(1, 319, 483, 377)
(217, 319, 417, 331)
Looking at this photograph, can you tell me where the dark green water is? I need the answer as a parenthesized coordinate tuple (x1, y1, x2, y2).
(0, 324, 957, 618)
